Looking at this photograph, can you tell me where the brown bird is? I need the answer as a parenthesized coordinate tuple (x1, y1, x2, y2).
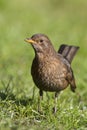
(25, 33, 79, 113)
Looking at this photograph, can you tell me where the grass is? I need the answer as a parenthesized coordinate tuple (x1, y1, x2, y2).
(0, 0, 87, 129)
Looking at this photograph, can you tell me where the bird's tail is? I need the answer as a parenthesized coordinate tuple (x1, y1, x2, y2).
(58, 44, 79, 64)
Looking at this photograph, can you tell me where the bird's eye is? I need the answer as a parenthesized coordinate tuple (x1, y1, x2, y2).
(40, 39, 43, 43)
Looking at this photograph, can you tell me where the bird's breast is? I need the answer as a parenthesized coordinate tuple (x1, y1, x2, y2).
(31, 57, 69, 92)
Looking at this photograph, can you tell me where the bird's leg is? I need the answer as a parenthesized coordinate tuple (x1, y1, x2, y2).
(46, 92, 50, 105)
(38, 89, 43, 113)
(53, 92, 59, 113)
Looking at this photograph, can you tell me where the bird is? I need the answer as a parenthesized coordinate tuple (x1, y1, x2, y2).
(25, 33, 79, 113)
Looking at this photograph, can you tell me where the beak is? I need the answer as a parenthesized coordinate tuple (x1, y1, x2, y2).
(24, 38, 36, 44)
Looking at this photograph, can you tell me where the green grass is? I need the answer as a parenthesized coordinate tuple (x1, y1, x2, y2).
(0, 0, 87, 129)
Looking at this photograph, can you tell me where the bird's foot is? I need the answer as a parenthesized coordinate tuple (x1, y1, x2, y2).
(52, 106, 57, 114)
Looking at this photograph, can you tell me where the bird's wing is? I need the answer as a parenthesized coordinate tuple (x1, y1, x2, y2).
(58, 44, 79, 64)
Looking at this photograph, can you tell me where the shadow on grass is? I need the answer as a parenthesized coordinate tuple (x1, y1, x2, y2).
(0, 91, 34, 106)
(0, 77, 35, 106)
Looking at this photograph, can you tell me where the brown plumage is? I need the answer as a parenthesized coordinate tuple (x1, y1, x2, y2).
(25, 33, 79, 113)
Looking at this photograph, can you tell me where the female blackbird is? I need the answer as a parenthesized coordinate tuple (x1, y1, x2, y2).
(25, 33, 79, 113)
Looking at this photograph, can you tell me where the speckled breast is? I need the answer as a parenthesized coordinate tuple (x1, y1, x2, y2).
(31, 57, 69, 92)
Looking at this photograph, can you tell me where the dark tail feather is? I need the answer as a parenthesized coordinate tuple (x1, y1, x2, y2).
(58, 44, 79, 64)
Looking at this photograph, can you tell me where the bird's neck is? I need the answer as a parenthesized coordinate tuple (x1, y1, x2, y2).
(35, 48, 57, 62)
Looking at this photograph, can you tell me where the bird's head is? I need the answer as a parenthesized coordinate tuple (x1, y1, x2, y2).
(25, 34, 55, 56)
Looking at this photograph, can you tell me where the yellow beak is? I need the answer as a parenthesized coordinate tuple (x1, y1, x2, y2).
(25, 38, 36, 44)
